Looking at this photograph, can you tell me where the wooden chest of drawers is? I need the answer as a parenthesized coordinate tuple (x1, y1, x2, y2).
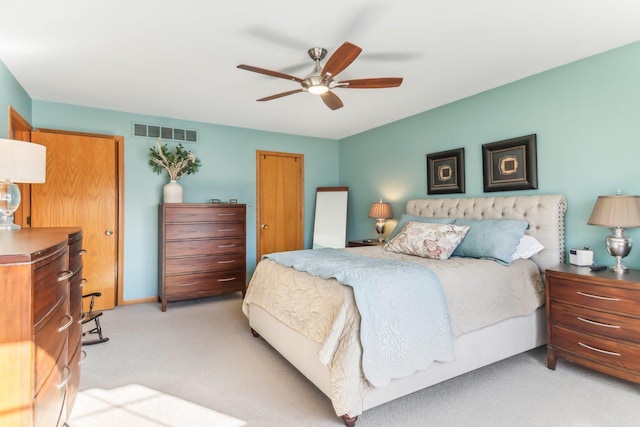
(159, 203, 246, 311)
(0, 227, 83, 427)
(546, 264, 640, 384)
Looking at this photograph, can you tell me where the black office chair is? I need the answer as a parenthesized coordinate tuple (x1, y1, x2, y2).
(82, 292, 109, 345)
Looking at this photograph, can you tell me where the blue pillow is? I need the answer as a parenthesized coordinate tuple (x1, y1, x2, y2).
(388, 214, 454, 240)
(451, 219, 529, 265)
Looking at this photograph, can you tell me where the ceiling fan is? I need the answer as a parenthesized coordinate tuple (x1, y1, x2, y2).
(237, 42, 403, 111)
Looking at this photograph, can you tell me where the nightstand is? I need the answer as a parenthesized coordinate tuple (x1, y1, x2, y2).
(545, 264, 640, 384)
(347, 239, 386, 247)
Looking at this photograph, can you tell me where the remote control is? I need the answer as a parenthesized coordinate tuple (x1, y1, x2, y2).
(589, 264, 606, 271)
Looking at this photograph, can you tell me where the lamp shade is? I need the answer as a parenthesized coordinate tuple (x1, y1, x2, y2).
(0, 138, 47, 183)
(587, 194, 640, 228)
(368, 201, 392, 220)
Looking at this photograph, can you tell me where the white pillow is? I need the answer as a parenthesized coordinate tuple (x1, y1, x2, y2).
(512, 235, 544, 260)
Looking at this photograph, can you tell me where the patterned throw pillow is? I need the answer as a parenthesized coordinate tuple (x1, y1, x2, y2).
(384, 222, 470, 260)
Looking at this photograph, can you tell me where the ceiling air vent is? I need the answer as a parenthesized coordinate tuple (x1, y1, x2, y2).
(132, 122, 198, 143)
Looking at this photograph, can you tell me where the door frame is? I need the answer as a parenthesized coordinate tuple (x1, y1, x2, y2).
(34, 127, 126, 307)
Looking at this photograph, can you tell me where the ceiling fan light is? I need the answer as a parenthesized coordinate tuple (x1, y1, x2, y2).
(308, 85, 329, 95)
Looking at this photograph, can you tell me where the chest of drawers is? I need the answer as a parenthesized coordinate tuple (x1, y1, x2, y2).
(159, 203, 246, 311)
(0, 227, 83, 427)
(546, 264, 640, 384)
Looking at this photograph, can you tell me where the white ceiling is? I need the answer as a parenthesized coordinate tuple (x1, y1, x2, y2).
(1, 1, 639, 140)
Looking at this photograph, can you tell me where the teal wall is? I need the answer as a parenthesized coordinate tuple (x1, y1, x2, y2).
(340, 41, 640, 269)
(3, 41, 640, 301)
(29, 103, 340, 301)
(0, 60, 31, 137)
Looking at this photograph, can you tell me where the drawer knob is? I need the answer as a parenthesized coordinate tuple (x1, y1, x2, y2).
(58, 314, 74, 332)
(577, 316, 620, 329)
(57, 270, 73, 281)
(577, 291, 620, 302)
(578, 342, 621, 357)
(57, 366, 72, 389)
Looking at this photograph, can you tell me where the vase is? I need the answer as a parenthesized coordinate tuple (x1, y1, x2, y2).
(163, 180, 183, 203)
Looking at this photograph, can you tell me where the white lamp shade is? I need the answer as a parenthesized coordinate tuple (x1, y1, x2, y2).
(0, 138, 46, 183)
(587, 194, 640, 228)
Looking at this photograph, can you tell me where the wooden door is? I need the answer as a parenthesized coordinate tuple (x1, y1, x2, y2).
(8, 106, 33, 228)
(256, 151, 304, 259)
(30, 131, 119, 310)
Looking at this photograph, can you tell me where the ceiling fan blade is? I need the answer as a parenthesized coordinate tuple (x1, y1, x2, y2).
(321, 91, 344, 110)
(321, 42, 362, 78)
(237, 64, 303, 84)
(338, 77, 403, 89)
(257, 89, 304, 102)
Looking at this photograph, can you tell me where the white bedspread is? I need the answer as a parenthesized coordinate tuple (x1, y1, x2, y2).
(264, 248, 454, 388)
(242, 246, 544, 416)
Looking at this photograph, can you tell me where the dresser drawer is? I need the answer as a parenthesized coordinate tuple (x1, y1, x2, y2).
(164, 206, 246, 223)
(164, 269, 245, 297)
(165, 253, 244, 275)
(548, 277, 640, 315)
(164, 238, 245, 258)
(68, 238, 84, 275)
(33, 349, 68, 427)
(66, 341, 82, 419)
(35, 299, 70, 393)
(69, 270, 85, 314)
(551, 325, 640, 372)
(549, 300, 640, 343)
(67, 302, 82, 360)
(34, 249, 69, 326)
(165, 222, 244, 240)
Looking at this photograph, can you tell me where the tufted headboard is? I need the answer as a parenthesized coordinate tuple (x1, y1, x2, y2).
(406, 195, 567, 272)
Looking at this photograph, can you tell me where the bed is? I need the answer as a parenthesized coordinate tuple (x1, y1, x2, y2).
(242, 194, 567, 426)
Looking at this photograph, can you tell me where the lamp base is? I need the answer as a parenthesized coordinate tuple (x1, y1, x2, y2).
(375, 220, 386, 243)
(606, 228, 631, 273)
(609, 256, 628, 273)
(0, 180, 21, 230)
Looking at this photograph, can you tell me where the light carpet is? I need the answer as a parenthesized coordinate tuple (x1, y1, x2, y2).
(69, 294, 640, 427)
(70, 384, 246, 427)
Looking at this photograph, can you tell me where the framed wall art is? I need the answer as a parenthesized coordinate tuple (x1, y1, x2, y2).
(482, 134, 537, 192)
(426, 148, 465, 194)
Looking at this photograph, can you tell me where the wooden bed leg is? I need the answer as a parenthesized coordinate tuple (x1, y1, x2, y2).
(250, 328, 260, 337)
(341, 414, 358, 427)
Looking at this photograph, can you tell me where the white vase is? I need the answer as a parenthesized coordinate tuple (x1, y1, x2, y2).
(163, 180, 183, 203)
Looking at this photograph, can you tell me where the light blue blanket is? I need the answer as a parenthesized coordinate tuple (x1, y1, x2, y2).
(264, 248, 454, 387)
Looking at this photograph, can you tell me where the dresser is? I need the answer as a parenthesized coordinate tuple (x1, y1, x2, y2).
(546, 264, 640, 384)
(0, 227, 83, 427)
(159, 204, 246, 311)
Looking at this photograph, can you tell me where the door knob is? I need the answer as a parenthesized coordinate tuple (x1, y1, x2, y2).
(105, 229, 114, 236)
(261, 224, 268, 229)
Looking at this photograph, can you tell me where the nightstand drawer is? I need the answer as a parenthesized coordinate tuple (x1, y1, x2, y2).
(551, 325, 640, 371)
(549, 277, 640, 314)
(550, 300, 640, 343)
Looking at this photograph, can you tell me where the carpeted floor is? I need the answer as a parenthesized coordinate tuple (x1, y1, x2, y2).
(69, 295, 640, 426)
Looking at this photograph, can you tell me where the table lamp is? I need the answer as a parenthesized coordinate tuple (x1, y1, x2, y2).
(0, 138, 47, 230)
(368, 200, 392, 242)
(587, 190, 640, 272)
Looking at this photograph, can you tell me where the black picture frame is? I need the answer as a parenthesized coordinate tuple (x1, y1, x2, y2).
(482, 134, 537, 192)
(426, 148, 465, 194)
